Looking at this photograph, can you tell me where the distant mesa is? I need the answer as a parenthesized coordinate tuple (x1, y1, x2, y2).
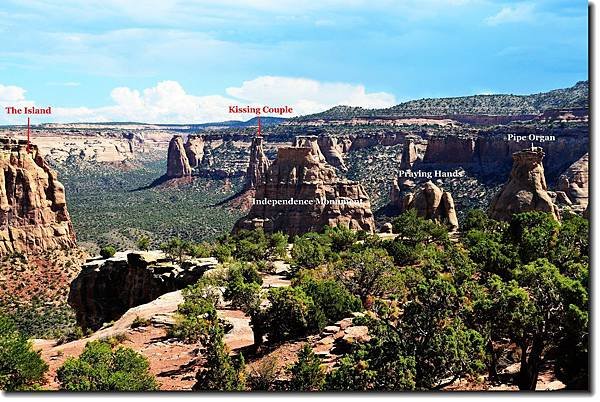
(234, 143, 375, 236)
(1, 137, 76, 255)
(489, 147, 560, 221)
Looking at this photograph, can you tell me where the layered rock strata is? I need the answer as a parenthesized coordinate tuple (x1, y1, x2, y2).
(68, 250, 218, 330)
(234, 145, 375, 236)
(489, 147, 560, 221)
(1, 138, 76, 255)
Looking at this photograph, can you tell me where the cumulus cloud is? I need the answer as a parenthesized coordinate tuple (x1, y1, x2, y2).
(485, 3, 535, 26)
(0, 84, 36, 124)
(227, 76, 396, 115)
(2, 77, 396, 124)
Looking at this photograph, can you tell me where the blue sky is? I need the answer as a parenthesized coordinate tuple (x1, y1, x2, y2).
(0, 0, 588, 123)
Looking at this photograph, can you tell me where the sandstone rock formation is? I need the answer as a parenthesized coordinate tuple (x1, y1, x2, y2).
(400, 137, 419, 170)
(234, 145, 375, 236)
(395, 180, 459, 231)
(166, 135, 192, 178)
(1, 138, 76, 255)
(489, 147, 560, 221)
(557, 153, 588, 209)
(184, 136, 205, 168)
(244, 136, 271, 190)
(317, 135, 348, 171)
(68, 250, 218, 330)
(293, 135, 326, 162)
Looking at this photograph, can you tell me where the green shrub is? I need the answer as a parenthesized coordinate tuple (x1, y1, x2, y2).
(99, 245, 117, 259)
(56, 340, 157, 391)
(0, 315, 48, 391)
(263, 287, 319, 342)
(288, 344, 325, 391)
(297, 276, 361, 324)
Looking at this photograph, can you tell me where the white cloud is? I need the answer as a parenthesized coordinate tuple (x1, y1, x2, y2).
(226, 76, 396, 115)
(1, 77, 396, 124)
(0, 84, 36, 124)
(485, 3, 535, 26)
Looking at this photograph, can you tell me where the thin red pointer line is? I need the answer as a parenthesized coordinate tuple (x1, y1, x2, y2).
(27, 117, 30, 153)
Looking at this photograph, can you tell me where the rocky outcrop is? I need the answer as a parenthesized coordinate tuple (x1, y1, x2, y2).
(234, 145, 375, 236)
(489, 147, 560, 221)
(244, 136, 271, 190)
(317, 136, 348, 171)
(400, 137, 419, 170)
(1, 138, 76, 255)
(557, 153, 588, 209)
(184, 136, 205, 168)
(68, 250, 218, 330)
(166, 136, 192, 178)
(293, 135, 326, 162)
(395, 180, 459, 231)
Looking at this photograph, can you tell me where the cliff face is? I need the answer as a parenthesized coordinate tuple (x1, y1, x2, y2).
(166, 135, 192, 178)
(68, 250, 218, 330)
(234, 145, 375, 236)
(423, 136, 476, 164)
(489, 147, 560, 221)
(557, 153, 588, 209)
(421, 126, 588, 181)
(1, 139, 76, 255)
(244, 136, 271, 190)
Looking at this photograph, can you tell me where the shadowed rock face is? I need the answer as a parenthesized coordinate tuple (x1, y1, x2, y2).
(244, 136, 271, 190)
(1, 139, 76, 255)
(557, 153, 588, 209)
(166, 135, 192, 178)
(234, 145, 375, 236)
(489, 147, 560, 221)
(68, 250, 218, 330)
